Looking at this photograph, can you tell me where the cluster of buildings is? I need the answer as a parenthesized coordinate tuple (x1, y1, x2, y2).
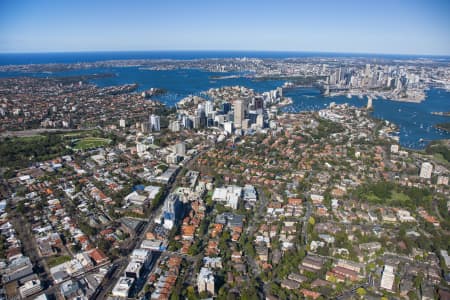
(147, 255, 183, 299)
(171, 85, 283, 137)
(212, 184, 257, 210)
(0, 54, 449, 299)
(193, 103, 450, 298)
(0, 153, 119, 299)
(0, 210, 42, 299)
(111, 248, 152, 298)
(323, 63, 429, 102)
(0, 76, 161, 131)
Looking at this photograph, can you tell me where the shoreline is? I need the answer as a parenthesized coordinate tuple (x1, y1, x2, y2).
(275, 97, 293, 107)
(327, 90, 426, 103)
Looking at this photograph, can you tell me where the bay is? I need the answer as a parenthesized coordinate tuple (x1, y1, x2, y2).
(0, 55, 449, 149)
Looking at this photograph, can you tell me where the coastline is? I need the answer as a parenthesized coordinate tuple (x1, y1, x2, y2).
(327, 90, 426, 103)
(276, 97, 293, 107)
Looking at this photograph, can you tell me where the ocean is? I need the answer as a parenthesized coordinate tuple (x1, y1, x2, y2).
(2, 50, 450, 66)
(0, 51, 449, 149)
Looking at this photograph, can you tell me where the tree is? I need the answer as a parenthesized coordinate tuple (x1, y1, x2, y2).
(413, 272, 424, 289)
(16, 201, 25, 214)
(356, 288, 366, 298)
(407, 290, 418, 300)
(97, 238, 112, 254)
(244, 241, 255, 258)
(186, 286, 199, 300)
(71, 243, 82, 253)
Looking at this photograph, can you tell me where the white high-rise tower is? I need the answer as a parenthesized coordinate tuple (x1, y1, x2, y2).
(367, 97, 373, 110)
(149, 114, 160, 132)
(234, 100, 245, 129)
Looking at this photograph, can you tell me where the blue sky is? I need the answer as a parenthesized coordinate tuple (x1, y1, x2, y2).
(1, 0, 449, 55)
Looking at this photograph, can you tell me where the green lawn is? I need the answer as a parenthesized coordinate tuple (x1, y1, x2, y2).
(390, 190, 410, 203)
(73, 137, 111, 150)
(47, 255, 72, 267)
(63, 129, 100, 138)
(365, 193, 381, 203)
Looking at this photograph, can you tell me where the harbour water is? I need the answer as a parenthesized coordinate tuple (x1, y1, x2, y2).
(282, 87, 450, 149)
(0, 52, 449, 149)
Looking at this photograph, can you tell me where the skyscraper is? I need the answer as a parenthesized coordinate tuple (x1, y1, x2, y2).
(276, 87, 283, 98)
(149, 114, 160, 132)
(163, 194, 182, 230)
(222, 102, 231, 114)
(169, 120, 180, 132)
(256, 114, 264, 128)
(253, 96, 264, 111)
(366, 97, 373, 110)
(198, 109, 207, 128)
(365, 64, 371, 77)
(234, 100, 245, 129)
(205, 101, 214, 115)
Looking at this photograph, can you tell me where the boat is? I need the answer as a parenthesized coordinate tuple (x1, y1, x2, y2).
(431, 111, 450, 116)
(282, 82, 295, 89)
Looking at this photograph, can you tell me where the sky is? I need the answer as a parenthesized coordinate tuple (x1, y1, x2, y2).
(1, 0, 449, 55)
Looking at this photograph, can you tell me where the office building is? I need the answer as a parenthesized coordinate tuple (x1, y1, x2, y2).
(112, 277, 134, 298)
(253, 96, 264, 111)
(149, 114, 160, 132)
(169, 120, 180, 132)
(419, 162, 433, 179)
(234, 100, 245, 129)
(130, 249, 152, 267)
(256, 114, 264, 128)
(163, 194, 182, 230)
(60, 280, 79, 299)
(2, 256, 34, 283)
(367, 97, 373, 110)
(224, 122, 233, 134)
(277, 87, 283, 98)
(241, 119, 250, 130)
(380, 265, 395, 292)
(125, 260, 143, 279)
(212, 186, 242, 210)
(19, 279, 42, 298)
(222, 102, 231, 114)
(182, 116, 193, 129)
(205, 101, 214, 115)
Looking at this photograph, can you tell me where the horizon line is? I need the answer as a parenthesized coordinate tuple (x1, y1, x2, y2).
(1, 49, 450, 58)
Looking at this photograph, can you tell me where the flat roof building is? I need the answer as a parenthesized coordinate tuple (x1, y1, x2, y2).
(380, 265, 395, 292)
(112, 276, 135, 298)
(19, 279, 42, 298)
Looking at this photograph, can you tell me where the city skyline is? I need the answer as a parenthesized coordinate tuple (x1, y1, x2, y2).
(1, 0, 450, 55)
